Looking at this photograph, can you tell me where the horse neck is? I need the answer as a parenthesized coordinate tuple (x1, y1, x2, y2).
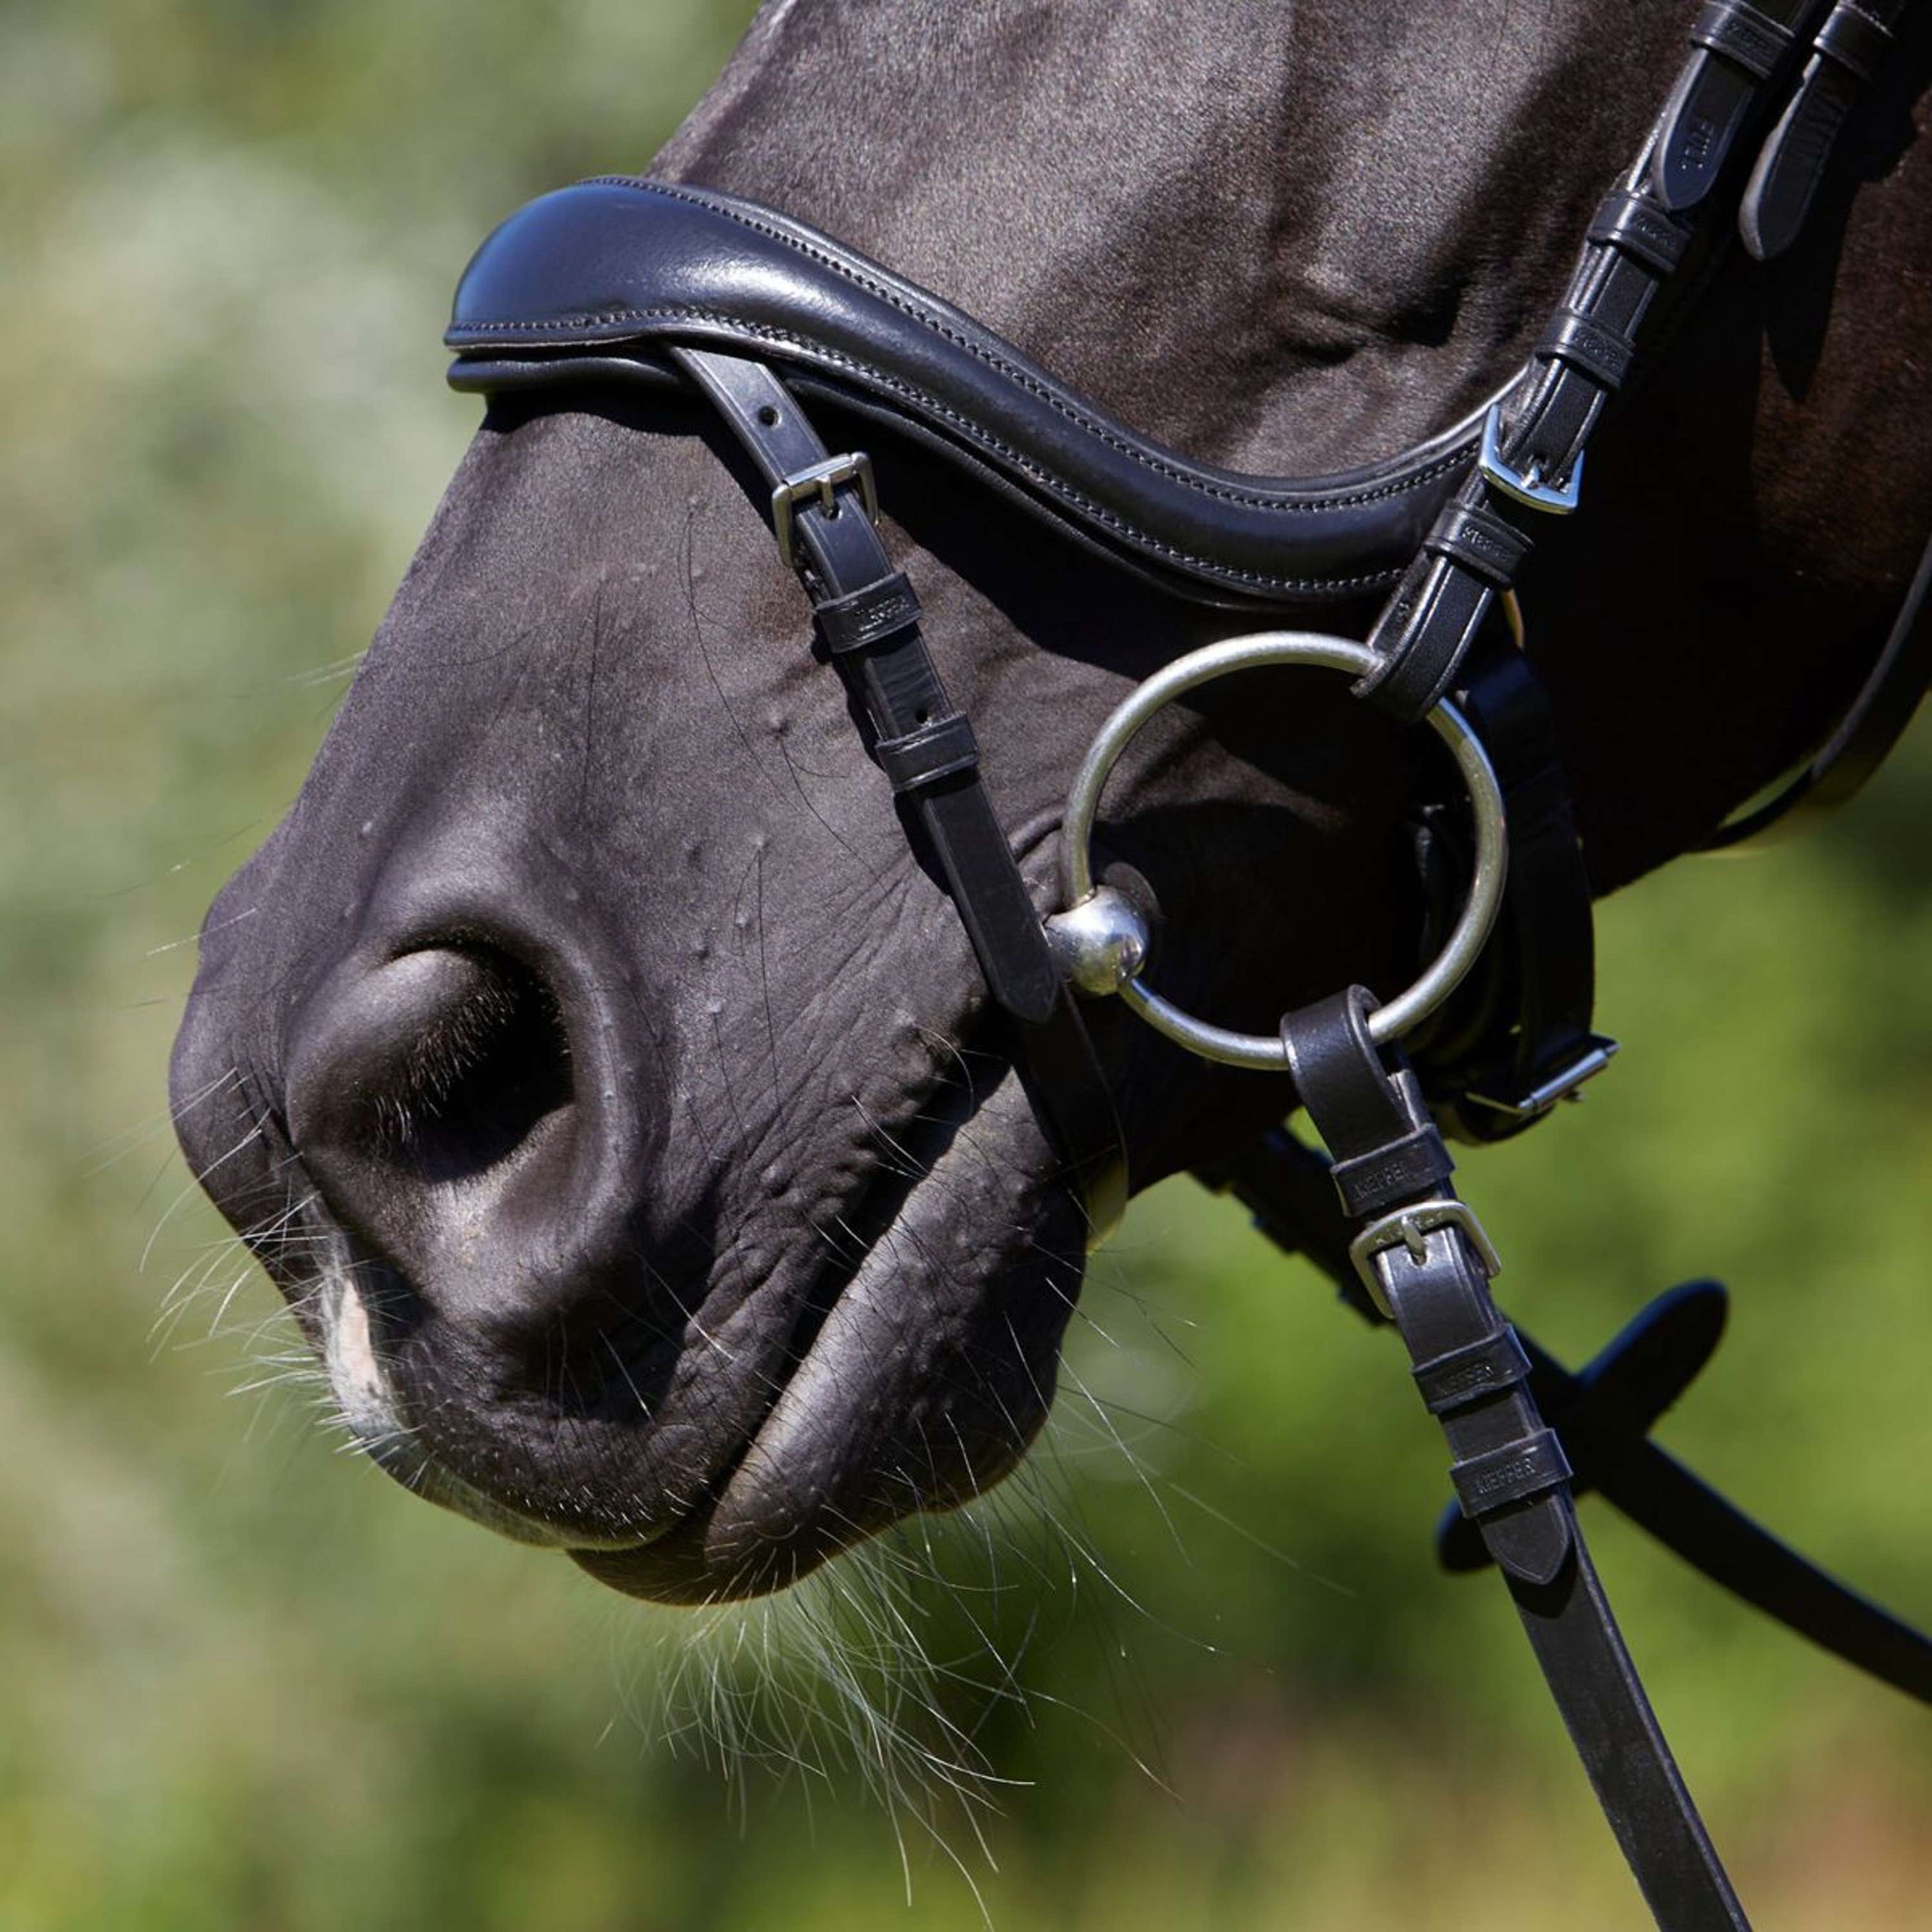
(654, 0, 1690, 476)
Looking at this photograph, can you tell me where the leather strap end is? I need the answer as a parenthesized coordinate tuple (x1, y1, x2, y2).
(1652, 48, 1764, 209)
(1482, 1491, 1577, 1588)
(1740, 0, 1898, 262)
(1740, 64, 1852, 259)
(1453, 1426, 1574, 1521)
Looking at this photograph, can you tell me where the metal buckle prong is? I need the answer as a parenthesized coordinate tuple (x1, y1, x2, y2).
(1478, 403, 1583, 514)
(772, 452, 879, 569)
(1466, 1036, 1621, 1121)
(1349, 1199, 1502, 1319)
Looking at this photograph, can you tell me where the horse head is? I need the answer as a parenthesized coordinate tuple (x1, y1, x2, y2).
(171, 0, 1932, 1609)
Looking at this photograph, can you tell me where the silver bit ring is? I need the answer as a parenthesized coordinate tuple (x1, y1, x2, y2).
(1048, 631, 1508, 1071)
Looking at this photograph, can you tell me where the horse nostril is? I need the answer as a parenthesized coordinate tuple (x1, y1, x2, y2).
(377, 946, 573, 1183)
(287, 943, 574, 1201)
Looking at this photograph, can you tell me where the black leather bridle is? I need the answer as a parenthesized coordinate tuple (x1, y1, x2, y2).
(443, 2, 1931, 1924)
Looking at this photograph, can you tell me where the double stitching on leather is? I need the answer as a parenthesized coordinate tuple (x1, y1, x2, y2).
(874, 712, 980, 793)
(570, 182, 1474, 522)
(815, 572, 921, 654)
(465, 345, 1415, 599)
(1691, 0, 1797, 76)
(446, 177, 1493, 597)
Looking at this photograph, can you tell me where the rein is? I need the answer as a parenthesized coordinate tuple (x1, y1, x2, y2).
(444, 2, 1931, 1923)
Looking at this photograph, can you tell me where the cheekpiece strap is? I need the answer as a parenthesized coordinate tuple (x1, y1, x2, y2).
(668, 344, 1129, 1242)
(1355, 0, 1838, 727)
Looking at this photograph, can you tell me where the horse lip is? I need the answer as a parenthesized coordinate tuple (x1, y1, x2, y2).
(319, 1252, 674, 1553)
(557, 1079, 975, 1568)
(569, 1058, 1080, 1603)
(333, 1144, 947, 1573)
(308, 1037, 1022, 1565)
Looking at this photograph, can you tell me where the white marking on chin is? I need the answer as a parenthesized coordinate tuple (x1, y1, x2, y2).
(326, 1271, 392, 1437)
(317, 1255, 640, 1550)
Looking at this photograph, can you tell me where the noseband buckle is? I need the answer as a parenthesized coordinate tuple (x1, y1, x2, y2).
(772, 452, 880, 569)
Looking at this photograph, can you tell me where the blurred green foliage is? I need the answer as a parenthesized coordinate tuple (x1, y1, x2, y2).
(4, 2, 1930, 1927)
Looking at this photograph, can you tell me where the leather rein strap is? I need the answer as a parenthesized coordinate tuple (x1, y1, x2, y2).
(1281, 989, 1748, 1931)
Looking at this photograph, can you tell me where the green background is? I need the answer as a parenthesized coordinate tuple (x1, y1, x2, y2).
(4, 3, 1930, 1926)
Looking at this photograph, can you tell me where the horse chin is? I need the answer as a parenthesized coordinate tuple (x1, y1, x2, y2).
(313, 1066, 1087, 1604)
(580, 1097, 1088, 1606)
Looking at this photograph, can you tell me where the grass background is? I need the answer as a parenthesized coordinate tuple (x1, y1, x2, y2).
(4, 2, 1931, 1925)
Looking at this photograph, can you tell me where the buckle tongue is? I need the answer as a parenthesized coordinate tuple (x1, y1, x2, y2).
(1349, 1199, 1502, 1319)
(772, 452, 879, 569)
(1478, 403, 1583, 514)
(1466, 1035, 1621, 1122)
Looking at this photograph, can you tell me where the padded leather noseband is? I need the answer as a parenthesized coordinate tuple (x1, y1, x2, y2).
(448, 177, 1484, 603)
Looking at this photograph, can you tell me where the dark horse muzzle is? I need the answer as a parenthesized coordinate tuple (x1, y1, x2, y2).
(175, 2, 1932, 1925)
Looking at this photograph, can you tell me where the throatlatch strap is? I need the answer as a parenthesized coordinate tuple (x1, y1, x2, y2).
(1701, 523, 1932, 847)
(1279, 988, 1752, 1932)
(669, 345, 1128, 1239)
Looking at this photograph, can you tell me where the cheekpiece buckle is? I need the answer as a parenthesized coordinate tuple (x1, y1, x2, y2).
(1349, 1198, 1503, 1319)
(1478, 403, 1583, 514)
(772, 452, 879, 569)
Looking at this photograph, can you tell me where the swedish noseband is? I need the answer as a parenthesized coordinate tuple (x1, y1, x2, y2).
(446, 2, 1931, 1925)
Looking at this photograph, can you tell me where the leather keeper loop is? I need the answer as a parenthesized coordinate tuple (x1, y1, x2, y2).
(814, 570, 921, 654)
(1690, 0, 1794, 78)
(874, 711, 979, 793)
(1423, 501, 1532, 588)
(1815, 1, 1891, 81)
(1279, 988, 1412, 1158)
(1412, 1325, 1532, 1415)
(1450, 1427, 1574, 1519)
(1328, 1126, 1457, 1219)
(1586, 188, 1692, 274)
(1360, 561, 1491, 723)
(1537, 306, 1638, 392)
